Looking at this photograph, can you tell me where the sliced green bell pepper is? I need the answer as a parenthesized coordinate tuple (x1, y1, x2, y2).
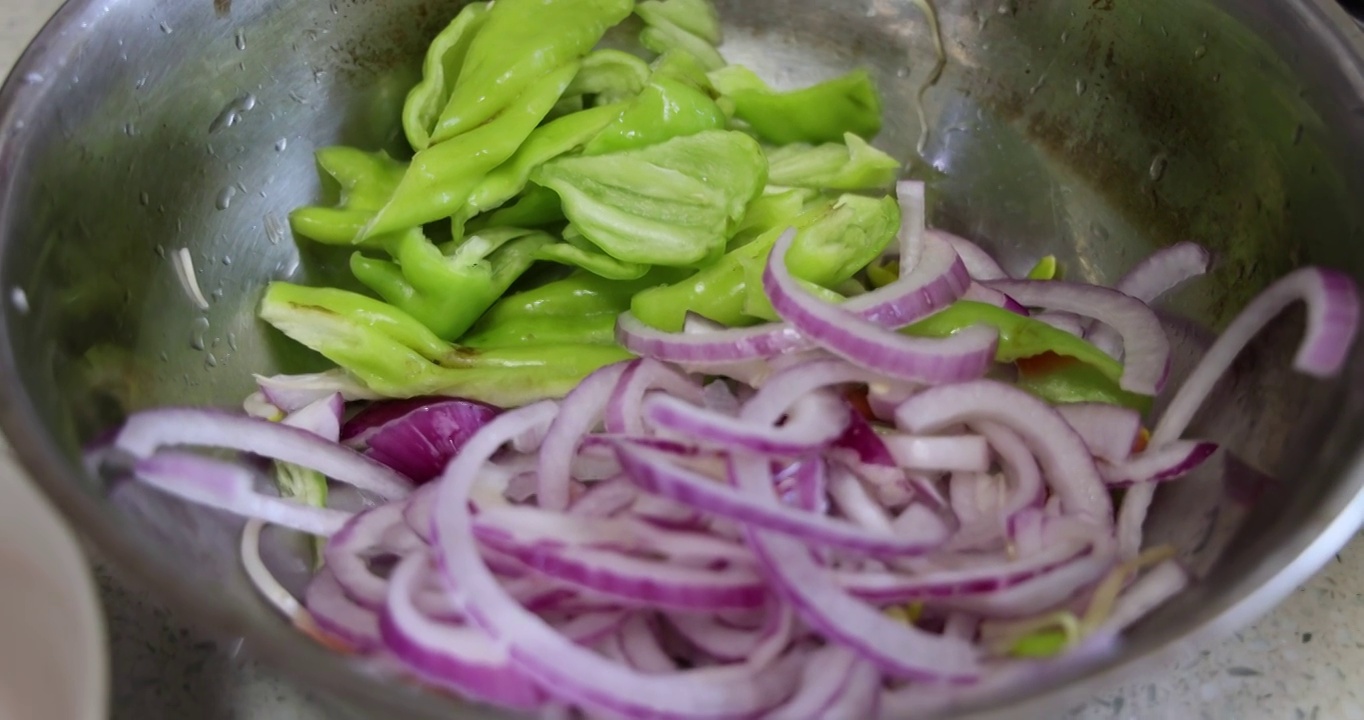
(288, 147, 406, 248)
(532, 129, 768, 266)
(636, 0, 725, 71)
(401, 2, 493, 151)
(582, 76, 726, 155)
(765, 132, 901, 191)
(350, 227, 551, 341)
(710, 65, 883, 145)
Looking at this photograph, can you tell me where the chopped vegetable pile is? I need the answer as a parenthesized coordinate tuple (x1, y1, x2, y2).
(95, 0, 1363, 718)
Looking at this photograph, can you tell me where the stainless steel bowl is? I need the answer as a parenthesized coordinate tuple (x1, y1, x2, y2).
(2, 0, 1364, 717)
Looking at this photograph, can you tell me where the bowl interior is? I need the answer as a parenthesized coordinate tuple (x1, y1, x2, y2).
(2, 0, 1364, 716)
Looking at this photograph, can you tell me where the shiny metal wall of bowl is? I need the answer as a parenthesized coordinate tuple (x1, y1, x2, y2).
(1, 0, 1363, 717)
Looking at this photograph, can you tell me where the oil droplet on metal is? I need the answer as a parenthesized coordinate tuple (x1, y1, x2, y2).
(215, 186, 238, 210)
(1149, 154, 1168, 182)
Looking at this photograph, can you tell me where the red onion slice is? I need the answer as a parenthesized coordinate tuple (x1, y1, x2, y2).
(325, 503, 423, 609)
(897, 180, 927, 273)
(1098, 441, 1216, 488)
(606, 359, 704, 435)
(432, 402, 805, 720)
(380, 553, 547, 710)
(1120, 267, 1359, 557)
(114, 408, 413, 499)
(894, 380, 1113, 525)
(644, 391, 850, 457)
(970, 420, 1044, 520)
(962, 283, 1028, 314)
(1098, 560, 1188, 634)
(768, 646, 879, 719)
(282, 393, 344, 440)
(340, 397, 500, 483)
(732, 451, 981, 681)
(765, 229, 998, 384)
(304, 569, 381, 651)
(1087, 242, 1211, 355)
(987, 279, 1169, 395)
(538, 362, 631, 511)
(928, 229, 1007, 281)
(255, 370, 381, 412)
(1053, 403, 1142, 464)
(667, 602, 793, 664)
(881, 434, 991, 472)
(132, 452, 352, 536)
(616, 442, 949, 556)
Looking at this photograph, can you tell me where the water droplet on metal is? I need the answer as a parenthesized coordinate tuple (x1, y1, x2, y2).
(227, 332, 238, 351)
(159, 22, 173, 34)
(159, 351, 168, 363)
(21, 72, 44, 85)
(205, 352, 219, 369)
(239, 93, 257, 112)
(329, 1, 339, 12)
(209, 109, 238, 134)
(155, 244, 166, 258)
(1028, 74, 1047, 95)
(222, 255, 233, 266)
(135, 75, 148, 89)
(139, 191, 150, 206)
(215, 186, 238, 210)
(123, 122, 136, 136)
(1193, 45, 1206, 60)
(190, 317, 210, 351)
(211, 287, 225, 301)
(235, 29, 246, 51)
(264, 212, 287, 245)
(1075, 79, 1087, 95)
(274, 137, 288, 152)
(895, 66, 909, 78)
(1149, 154, 1168, 182)
(1059, 30, 1069, 44)
(10, 288, 29, 315)
(1292, 123, 1304, 145)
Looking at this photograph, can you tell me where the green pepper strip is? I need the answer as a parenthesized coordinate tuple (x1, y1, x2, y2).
(710, 65, 883, 145)
(289, 148, 406, 248)
(365, 62, 579, 239)
(401, 2, 493, 151)
(350, 227, 552, 341)
(430, 0, 634, 145)
(259, 282, 631, 406)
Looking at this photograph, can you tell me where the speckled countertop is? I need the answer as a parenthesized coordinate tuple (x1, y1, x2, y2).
(3, 0, 1364, 718)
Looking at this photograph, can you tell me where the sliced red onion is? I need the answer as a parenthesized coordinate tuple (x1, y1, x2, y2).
(947, 472, 1007, 551)
(734, 455, 980, 680)
(1098, 560, 1188, 634)
(606, 359, 704, 435)
(894, 381, 1113, 525)
(701, 380, 742, 416)
(1086, 242, 1211, 356)
(1120, 267, 1359, 557)
(1098, 441, 1216, 488)
(928, 229, 1007, 281)
(132, 452, 352, 536)
(325, 502, 423, 609)
(555, 611, 630, 647)
(1053, 403, 1141, 464)
(492, 542, 767, 612)
(616, 442, 949, 556)
(474, 504, 756, 565)
(767, 646, 878, 719)
(880, 434, 990, 472)
(1033, 311, 1085, 337)
(538, 362, 631, 512)
(897, 180, 927, 273)
(340, 397, 500, 483)
(255, 370, 381, 412)
(380, 553, 546, 710)
(765, 230, 997, 384)
(114, 408, 413, 499)
(617, 614, 677, 673)
(970, 420, 1044, 520)
(304, 569, 381, 651)
(432, 402, 806, 720)
(282, 393, 344, 440)
(568, 477, 638, 518)
(987, 279, 1169, 394)
(667, 602, 793, 664)
(834, 408, 897, 467)
(644, 391, 850, 456)
(836, 535, 1093, 604)
(962, 283, 1028, 315)
(775, 457, 829, 513)
(827, 465, 896, 533)
(944, 612, 980, 641)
